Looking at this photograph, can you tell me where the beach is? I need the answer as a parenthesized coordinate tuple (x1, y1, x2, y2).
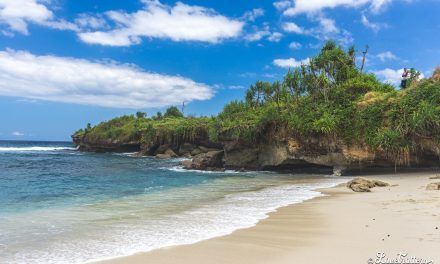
(100, 172, 440, 264)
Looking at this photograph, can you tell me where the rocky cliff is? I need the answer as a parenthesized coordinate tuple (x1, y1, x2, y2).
(72, 127, 440, 175)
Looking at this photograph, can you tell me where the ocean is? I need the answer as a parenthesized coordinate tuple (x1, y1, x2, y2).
(0, 140, 348, 264)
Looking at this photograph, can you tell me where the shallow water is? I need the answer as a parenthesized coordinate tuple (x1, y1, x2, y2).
(0, 140, 347, 264)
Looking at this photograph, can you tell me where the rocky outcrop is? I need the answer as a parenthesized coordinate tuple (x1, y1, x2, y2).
(346, 177, 389, 192)
(220, 135, 440, 174)
(181, 150, 225, 171)
(72, 135, 140, 153)
(72, 126, 439, 174)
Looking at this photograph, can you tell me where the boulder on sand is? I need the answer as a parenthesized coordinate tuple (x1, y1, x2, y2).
(426, 182, 440, 190)
(347, 177, 390, 192)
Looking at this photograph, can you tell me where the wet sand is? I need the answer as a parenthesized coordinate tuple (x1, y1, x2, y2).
(98, 172, 440, 264)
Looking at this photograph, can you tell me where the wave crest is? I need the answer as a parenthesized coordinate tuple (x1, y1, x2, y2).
(0, 146, 77, 152)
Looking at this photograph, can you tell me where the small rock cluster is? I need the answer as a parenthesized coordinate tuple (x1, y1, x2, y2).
(426, 182, 440, 190)
(153, 143, 220, 160)
(152, 143, 225, 171)
(346, 177, 390, 192)
(180, 150, 225, 171)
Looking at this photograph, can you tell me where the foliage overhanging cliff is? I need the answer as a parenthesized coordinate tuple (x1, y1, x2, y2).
(73, 41, 440, 169)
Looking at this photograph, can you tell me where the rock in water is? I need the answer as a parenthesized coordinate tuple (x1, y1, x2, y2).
(180, 150, 224, 170)
(180, 159, 193, 168)
(156, 154, 171, 159)
(347, 177, 390, 192)
(155, 144, 170, 154)
(426, 182, 440, 190)
(164, 148, 177, 158)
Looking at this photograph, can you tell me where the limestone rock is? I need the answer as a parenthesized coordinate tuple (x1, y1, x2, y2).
(180, 159, 193, 168)
(164, 148, 177, 158)
(156, 153, 171, 159)
(426, 182, 440, 190)
(347, 177, 390, 192)
(178, 143, 196, 156)
(190, 148, 202, 156)
(155, 144, 170, 155)
(180, 150, 224, 170)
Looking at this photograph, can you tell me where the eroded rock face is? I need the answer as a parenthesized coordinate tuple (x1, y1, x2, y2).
(72, 136, 140, 153)
(178, 143, 196, 156)
(181, 150, 224, 170)
(73, 126, 439, 173)
(346, 177, 390, 192)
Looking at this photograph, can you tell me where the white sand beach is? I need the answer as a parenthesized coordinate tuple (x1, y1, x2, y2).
(99, 172, 440, 264)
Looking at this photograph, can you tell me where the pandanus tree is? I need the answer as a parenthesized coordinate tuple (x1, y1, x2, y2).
(283, 68, 304, 100)
(245, 81, 271, 108)
(302, 41, 359, 102)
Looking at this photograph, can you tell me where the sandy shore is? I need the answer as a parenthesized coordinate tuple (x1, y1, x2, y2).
(98, 172, 440, 264)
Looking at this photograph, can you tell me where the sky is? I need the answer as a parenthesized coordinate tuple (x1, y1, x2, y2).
(0, 0, 439, 141)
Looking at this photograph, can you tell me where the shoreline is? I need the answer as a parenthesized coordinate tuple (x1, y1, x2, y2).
(97, 171, 440, 264)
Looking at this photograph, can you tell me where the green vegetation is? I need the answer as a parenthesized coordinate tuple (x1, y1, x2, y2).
(74, 41, 440, 164)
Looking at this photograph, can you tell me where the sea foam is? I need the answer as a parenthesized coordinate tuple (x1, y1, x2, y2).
(6, 178, 348, 264)
(0, 146, 77, 152)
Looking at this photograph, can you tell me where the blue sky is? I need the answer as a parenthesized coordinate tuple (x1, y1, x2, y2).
(0, 0, 439, 141)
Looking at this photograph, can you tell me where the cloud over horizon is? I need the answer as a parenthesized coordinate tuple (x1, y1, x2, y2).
(0, 49, 214, 108)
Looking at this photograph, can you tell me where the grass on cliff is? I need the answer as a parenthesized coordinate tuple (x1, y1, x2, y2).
(73, 41, 440, 164)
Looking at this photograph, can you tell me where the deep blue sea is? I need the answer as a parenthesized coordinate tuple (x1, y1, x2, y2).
(0, 140, 347, 264)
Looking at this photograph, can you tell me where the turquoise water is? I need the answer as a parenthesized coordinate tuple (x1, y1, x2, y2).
(0, 140, 347, 264)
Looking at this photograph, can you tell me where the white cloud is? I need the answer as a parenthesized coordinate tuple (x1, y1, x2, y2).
(283, 16, 351, 44)
(11, 131, 24, 136)
(0, 0, 79, 35)
(244, 28, 270, 42)
(289, 41, 302, 49)
(0, 0, 53, 34)
(376, 51, 397, 62)
(75, 13, 108, 30)
(282, 22, 304, 34)
(374, 68, 424, 85)
(228, 85, 245, 89)
(317, 16, 339, 33)
(277, 0, 395, 16)
(0, 49, 213, 108)
(370, 0, 393, 13)
(273, 57, 310, 68)
(373, 68, 403, 84)
(274, 0, 293, 10)
(242, 8, 264, 22)
(244, 24, 281, 42)
(78, 1, 244, 46)
(268, 32, 283, 42)
(361, 14, 386, 32)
